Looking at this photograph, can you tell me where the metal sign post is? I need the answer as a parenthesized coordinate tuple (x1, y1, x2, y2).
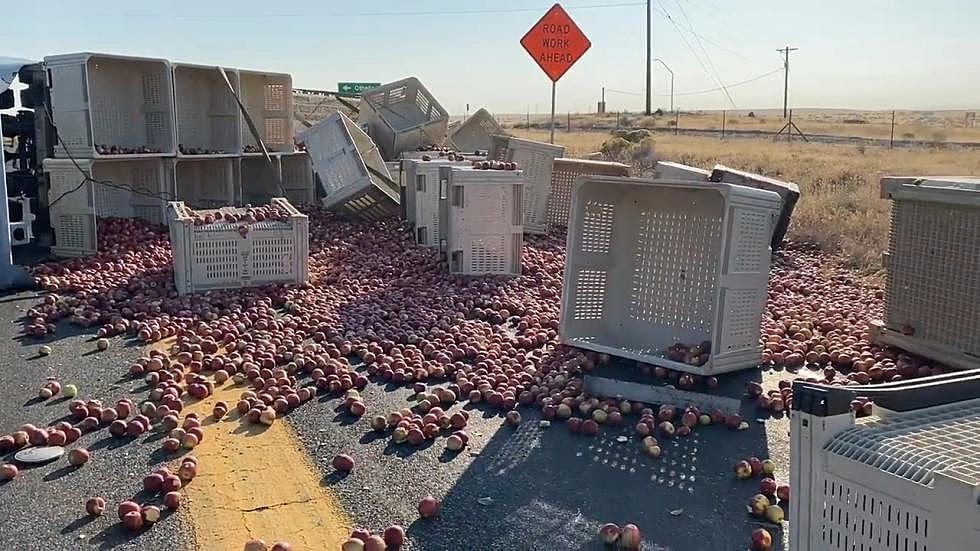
(520, 3, 591, 144)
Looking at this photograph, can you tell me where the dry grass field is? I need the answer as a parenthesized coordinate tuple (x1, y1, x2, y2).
(511, 128, 980, 274)
(500, 109, 980, 144)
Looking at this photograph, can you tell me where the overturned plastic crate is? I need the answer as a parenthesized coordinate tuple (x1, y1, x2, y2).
(239, 69, 293, 154)
(403, 158, 471, 247)
(167, 197, 308, 295)
(496, 136, 564, 234)
(869, 177, 980, 370)
(790, 374, 980, 551)
(173, 63, 241, 156)
(449, 108, 504, 153)
(710, 164, 800, 251)
(358, 77, 449, 160)
(45, 52, 176, 158)
(241, 153, 315, 206)
(439, 166, 524, 275)
(297, 112, 397, 221)
(44, 158, 171, 257)
(167, 158, 238, 210)
(546, 158, 630, 227)
(560, 176, 781, 375)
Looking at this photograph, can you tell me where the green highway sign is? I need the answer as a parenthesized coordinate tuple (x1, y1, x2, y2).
(338, 82, 381, 96)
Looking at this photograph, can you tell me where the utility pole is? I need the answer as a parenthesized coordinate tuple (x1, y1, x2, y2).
(777, 46, 798, 119)
(645, 0, 652, 115)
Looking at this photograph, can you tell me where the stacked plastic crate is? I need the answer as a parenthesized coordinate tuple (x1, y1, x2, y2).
(559, 176, 781, 375)
(403, 157, 471, 247)
(448, 108, 504, 153)
(439, 164, 524, 276)
(491, 136, 565, 234)
(43, 53, 177, 256)
(43, 52, 305, 256)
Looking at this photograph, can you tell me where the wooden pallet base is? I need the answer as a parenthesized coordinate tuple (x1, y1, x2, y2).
(869, 320, 980, 371)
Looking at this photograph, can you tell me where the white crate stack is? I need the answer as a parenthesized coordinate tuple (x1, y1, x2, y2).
(44, 158, 172, 256)
(168, 198, 308, 295)
(167, 157, 238, 209)
(439, 166, 524, 276)
(546, 158, 630, 228)
(494, 136, 565, 234)
(403, 158, 471, 247)
(871, 177, 980, 370)
(358, 77, 449, 161)
(449, 108, 504, 153)
(173, 63, 241, 157)
(45, 52, 176, 158)
(790, 376, 980, 551)
(239, 70, 293, 154)
(298, 112, 397, 221)
(559, 176, 781, 375)
(279, 153, 315, 204)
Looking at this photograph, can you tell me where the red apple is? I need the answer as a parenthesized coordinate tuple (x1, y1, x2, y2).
(598, 522, 621, 544)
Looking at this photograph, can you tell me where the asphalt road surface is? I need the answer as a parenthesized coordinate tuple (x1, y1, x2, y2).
(0, 285, 797, 550)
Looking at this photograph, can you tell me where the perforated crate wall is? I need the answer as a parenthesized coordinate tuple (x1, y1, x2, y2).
(239, 156, 281, 206)
(710, 164, 800, 252)
(547, 158, 630, 227)
(358, 77, 449, 160)
(45, 52, 176, 158)
(167, 158, 238, 210)
(439, 166, 524, 276)
(871, 177, 980, 370)
(44, 158, 171, 257)
(654, 161, 710, 181)
(239, 69, 293, 154)
(168, 197, 308, 295)
(488, 135, 510, 161)
(790, 391, 980, 551)
(498, 136, 565, 234)
(404, 159, 471, 247)
(297, 112, 397, 220)
(449, 108, 504, 153)
(173, 63, 241, 157)
(560, 176, 781, 375)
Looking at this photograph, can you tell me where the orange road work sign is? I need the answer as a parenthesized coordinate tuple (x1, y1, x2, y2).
(520, 3, 592, 82)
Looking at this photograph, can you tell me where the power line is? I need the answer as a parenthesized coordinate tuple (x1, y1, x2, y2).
(607, 67, 782, 99)
(100, 2, 647, 19)
(671, 0, 736, 108)
(650, 5, 753, 62)
(657, 2, 736, 108)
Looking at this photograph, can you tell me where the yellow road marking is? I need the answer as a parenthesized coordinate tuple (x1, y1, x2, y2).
(150, 341, 352, 550)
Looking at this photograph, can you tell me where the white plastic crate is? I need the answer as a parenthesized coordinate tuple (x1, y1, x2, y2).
(297, 112, 397, 221)
(546, 158, 630, 227)
(238, 69, 293, 154)
(870, 177, 980, 370)
(358, 77, 449, 160)
(439, 166, 524, 276)
(559, 176, 781, 375)
(496, 136, 565, 234)
(240, 153, 315, 206)
(167, 158, 238, 209)
(487, 135, 510, 161)
(45, 158, 170, 257)
(168, 197, 309, 295)
(710, 164, 800, 252)
(790, 376, 980, 551)
(173, 63, 241, 156)
(449, 108, 504, 153)
(45, 52, 176, 158)
(279, 153, 315, 204)
(654, 160, 710, 180)
(403, 158, 471, 247)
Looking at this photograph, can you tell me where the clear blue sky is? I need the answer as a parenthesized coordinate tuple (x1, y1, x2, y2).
(7, 0, 979, 114)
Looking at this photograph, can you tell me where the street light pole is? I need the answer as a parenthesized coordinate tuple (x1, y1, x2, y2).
(654, 58, 673, 113)
(645, 0, 651, 115)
